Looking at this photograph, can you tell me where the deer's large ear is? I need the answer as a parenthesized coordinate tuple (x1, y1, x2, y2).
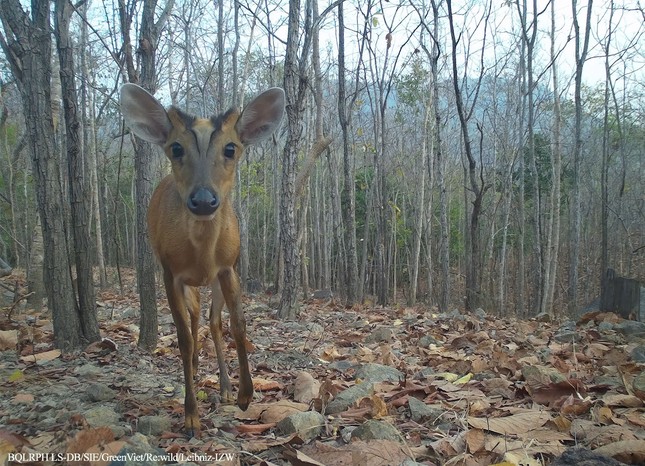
(236, 88, 285, 145)
(120, 83, 172, 146)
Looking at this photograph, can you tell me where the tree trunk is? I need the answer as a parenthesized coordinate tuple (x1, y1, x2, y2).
(0, 0, 84, 351)
(541, 0, 563, 316)
(119, 0, 174, 350)
(55, 0, 100, 343)
(569, 0, 593, 313)
(278, 0, 306, 319)
(338, 0, 359, 305)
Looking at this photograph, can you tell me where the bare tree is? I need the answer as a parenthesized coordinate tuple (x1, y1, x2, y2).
(446, 0, 490, 311)
(569, 0, 593, 313)
(54, 0, 100, 343)
(119, 0, 175, 350)
(0, 0, 96, 350)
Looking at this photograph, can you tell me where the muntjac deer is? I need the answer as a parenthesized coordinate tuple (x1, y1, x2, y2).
(120, 84, 285, 436)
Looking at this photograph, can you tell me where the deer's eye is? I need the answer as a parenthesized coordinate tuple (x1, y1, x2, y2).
(170, 142, 184, 159)
(224, 143, 236, 159)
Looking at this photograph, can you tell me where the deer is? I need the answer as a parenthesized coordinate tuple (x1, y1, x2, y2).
(119, 83, 285, 436)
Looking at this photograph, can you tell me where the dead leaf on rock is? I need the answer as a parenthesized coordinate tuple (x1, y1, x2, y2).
(594, 439, 645, 464)
(253, 377, 284, 391)
(19, 349, 61, 364)
(603, 393, 643, 408)
(298, 439, 411, 466)
(0, 330, 18, 350)
(294, 371, 321, 403)
(468, 411, 551, 435)
(66, 427, 115, 460)
(464, 428, 486, 453)
(12, 393, 34, 404)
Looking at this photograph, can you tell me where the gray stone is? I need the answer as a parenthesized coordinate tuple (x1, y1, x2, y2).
(312, 289, 333, 300)
(408, 397, 442, 424)
(614, 321, 645, 337)
(277, 411, 325, 441)
(521, 365, 566, 384)
(137, 415, 172, 436)
(418, 335, 439, 347)
(535, 312, 552, 323)
(84, 406, 120, 428)
(328, 360, 353, 372)
(355, 363, 403, 383)
(326, 382, 374, 414)
(631, 345, 645, 363)
(306, 322, 325, 336)
(598, 321, 615, 332)
(112, 433, 166, 465)
(86, 383, 117, 402)
(74, 364, 102, 378)
(553, 321, 580, 343)
(473, 308, 487, 319)
(633, 372, 645, 395)
(351, 419, 401, 442)
(365, 326, 393, 343)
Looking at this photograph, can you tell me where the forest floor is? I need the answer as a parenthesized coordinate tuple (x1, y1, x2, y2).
(1, 269, 645, 466)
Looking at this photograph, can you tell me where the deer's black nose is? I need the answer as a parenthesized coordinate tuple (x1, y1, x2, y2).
(187, 187, 219, 216)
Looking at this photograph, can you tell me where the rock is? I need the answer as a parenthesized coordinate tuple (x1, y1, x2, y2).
(598, 321, 615, 333)
(326, 382, 374, 414)
(137, 416, 172, 436)
(365, 326, 393, 343)
(111, 433, 166, 466)
(535, 312, 552, 323)
(554, 321, 580, 343)
(550, 447, 623, 466)
(354, 363, 403, 383)
(312, 289, 333, 300)
(86, 383, 117, 402)
(277, 411, 325, 441)
(306, 322, 324, 336)
(521, 365, 567, 385)
(328, 360, 353, 372)
(83, 405, 127, 437)
(614, 321, 645, 338)
(74, 364, 102, 378)
(408, 397, 442, 424)
(633, 372, 645, 396)
(413, 367, 436, 379)
(418, 335, 439, 347)
(473, 308, 487, 319)
(631, 345, 645, 363)
(351, 419, 401, 442)
(84, 406, 120, 428)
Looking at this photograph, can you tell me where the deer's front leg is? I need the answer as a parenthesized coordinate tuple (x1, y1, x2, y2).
(163, 270, 200, 437)
(218, 267, 253, 410)
(209, 280, 234, 403)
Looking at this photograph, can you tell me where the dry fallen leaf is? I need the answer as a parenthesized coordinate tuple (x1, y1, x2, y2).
(19, 349, 61, 364)
(468, 411, 551, 435)
(294, 371, 321, 403)
(0, 330, 18, 350)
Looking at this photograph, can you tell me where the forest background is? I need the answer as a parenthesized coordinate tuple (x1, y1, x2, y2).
(0, 0, 643, 351)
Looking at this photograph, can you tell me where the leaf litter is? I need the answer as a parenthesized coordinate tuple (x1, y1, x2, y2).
(1, 275, 645, 465)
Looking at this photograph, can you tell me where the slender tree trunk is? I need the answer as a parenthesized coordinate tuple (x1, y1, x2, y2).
(119, 0, 174, 350)
(569, 0, 593, 313)
(446, 0, 488, 311)
(0, 0, 85, 351)
(55, 0, 100, 343)
(338, 1, 360, 305)
(542, 0, 563, 316)
(278, 0, 306, 319)
(80, 2, 108, 289)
